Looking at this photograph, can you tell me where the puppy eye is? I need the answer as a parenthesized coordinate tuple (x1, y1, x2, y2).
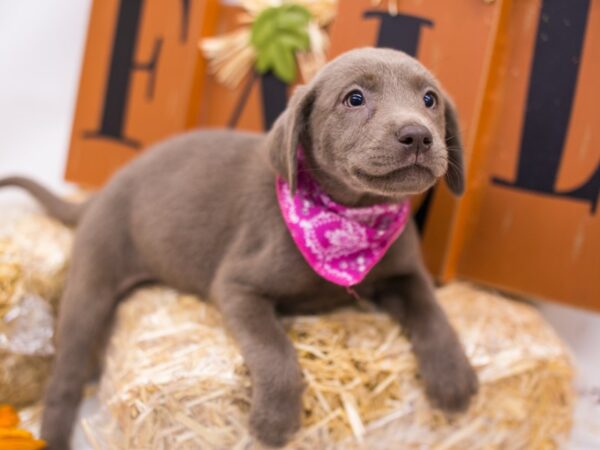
(344, 90, 365, 107)
(423, 91, 437, 108)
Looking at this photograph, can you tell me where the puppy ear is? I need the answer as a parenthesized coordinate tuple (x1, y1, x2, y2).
(443, 95, 465, 196)
(266, 85, 315, 193)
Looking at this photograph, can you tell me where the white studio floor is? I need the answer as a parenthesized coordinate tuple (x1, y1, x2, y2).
(1, 2, 599, 449)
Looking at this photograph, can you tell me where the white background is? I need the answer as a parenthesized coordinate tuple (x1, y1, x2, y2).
(0, 1, 599, 448)
(0, 1, 90, 196)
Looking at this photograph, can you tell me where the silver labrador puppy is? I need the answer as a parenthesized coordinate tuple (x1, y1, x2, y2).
(0, 48, 477, 449)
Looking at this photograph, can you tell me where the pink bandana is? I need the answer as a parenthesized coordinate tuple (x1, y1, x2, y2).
(276, 150, 411, 287)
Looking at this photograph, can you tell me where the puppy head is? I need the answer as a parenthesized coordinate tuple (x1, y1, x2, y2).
(267, 47, 464, 203)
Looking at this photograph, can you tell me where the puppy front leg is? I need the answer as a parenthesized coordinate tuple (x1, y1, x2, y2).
(215, 284, 303, 447)
(375, 272, 478, 412)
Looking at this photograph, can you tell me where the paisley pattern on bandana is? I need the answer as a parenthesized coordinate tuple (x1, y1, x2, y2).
(276, 149, 411, 287)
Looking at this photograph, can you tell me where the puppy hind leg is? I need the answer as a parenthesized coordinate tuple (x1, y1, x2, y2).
(41, 279, 118, 450)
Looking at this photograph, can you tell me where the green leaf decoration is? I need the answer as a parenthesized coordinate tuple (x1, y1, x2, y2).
(250, 4, 311, 83)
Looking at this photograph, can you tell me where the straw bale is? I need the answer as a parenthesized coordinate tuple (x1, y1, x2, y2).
(84, 283, 574, 449)
(0, 211, 72, 312)
(0, 211, 72, 407)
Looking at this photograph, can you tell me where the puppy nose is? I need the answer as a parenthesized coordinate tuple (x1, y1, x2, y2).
(397, 125, 433, 152)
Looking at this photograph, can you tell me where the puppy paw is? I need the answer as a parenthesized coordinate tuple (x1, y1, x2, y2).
(40, 437, 70, 450)
(249, 405, 301, 447)
(41, 425, 71, 450)
(421, 347, 478, 413)
(249, 387, 302, 447)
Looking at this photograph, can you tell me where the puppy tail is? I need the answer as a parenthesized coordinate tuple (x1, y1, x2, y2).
(0, 176, 90, 226)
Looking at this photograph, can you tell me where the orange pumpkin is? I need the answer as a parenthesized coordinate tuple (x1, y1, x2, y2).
(0, 405, 46, 450)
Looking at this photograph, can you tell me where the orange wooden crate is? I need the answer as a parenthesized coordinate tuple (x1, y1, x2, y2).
(446, 0, 600, 309)
(65, 0, 599, 310)
(65, 0, 219, 187)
